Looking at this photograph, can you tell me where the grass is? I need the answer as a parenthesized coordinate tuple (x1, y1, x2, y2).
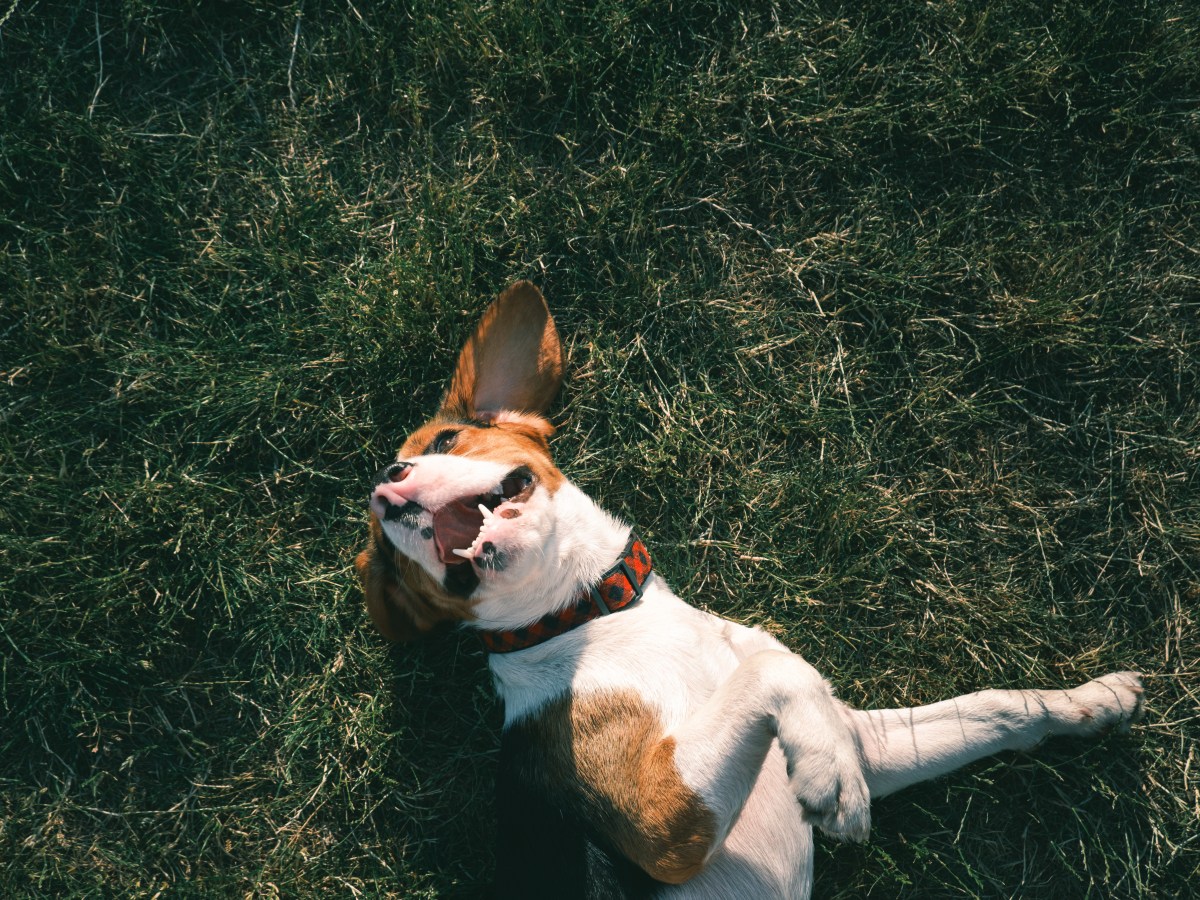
(1, 0, 1197, 896)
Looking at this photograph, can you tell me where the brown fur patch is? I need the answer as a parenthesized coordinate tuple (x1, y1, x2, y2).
(518, 691, 717, 884)
(400, 417, 565, 494)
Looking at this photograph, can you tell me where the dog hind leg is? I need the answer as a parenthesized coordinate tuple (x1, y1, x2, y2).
(845, 671, 1144, 799)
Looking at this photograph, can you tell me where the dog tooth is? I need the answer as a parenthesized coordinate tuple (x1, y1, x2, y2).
(451, 547, 474, 559)
(478, 502, 494, 521)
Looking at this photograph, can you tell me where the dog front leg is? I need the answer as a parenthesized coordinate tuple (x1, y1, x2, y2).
(846, 672, 1145, 798)
(671, 649, 871, 849)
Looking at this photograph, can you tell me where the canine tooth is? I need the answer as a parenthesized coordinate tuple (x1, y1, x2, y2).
(478, 502, 494, 521)
(451, 547, 474, 559)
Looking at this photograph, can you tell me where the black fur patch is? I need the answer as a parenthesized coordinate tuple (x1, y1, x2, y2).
(443, 562, 480, 596)
(492, 716, 660, 899)
(383, 500, 423, 529)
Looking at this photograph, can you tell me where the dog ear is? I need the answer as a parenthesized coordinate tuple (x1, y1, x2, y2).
(441, 281, 564, 419)
(355, 519, 472, 642)
(355, 542, 423, 643)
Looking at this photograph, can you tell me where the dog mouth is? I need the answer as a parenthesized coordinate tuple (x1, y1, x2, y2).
(431, 468, 533, 566)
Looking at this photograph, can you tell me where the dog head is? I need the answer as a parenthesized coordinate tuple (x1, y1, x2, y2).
(355, 281, 568, 641)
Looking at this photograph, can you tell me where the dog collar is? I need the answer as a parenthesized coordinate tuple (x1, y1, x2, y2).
(478, 536, 652, 654)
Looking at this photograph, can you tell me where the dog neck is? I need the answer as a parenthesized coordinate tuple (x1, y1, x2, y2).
(466, 482, 634, 631)
(477, 534, 652, 653)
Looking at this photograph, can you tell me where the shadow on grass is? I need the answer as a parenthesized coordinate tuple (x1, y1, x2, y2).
(816, 735, 1150, 899)
(376, 629, 501, 896)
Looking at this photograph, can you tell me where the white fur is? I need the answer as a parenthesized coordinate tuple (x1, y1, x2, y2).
(474, 471, 1142, 898)
(375, 453, 512, 516)
(376, 396, 1143, 898)
(472, 481, 631, 629)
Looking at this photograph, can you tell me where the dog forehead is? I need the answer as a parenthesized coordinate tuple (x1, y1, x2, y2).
(398, 419, 565, 491)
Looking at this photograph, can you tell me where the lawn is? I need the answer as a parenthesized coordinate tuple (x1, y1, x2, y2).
(1, 1, 1197, 896)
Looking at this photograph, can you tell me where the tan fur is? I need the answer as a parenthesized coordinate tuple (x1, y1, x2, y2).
(355, 517, 476, 641)
(399, 417, 565, 495)
(521, 691, 718, 884)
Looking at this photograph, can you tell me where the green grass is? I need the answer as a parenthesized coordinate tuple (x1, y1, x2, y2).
(2, 0, 1197, 896)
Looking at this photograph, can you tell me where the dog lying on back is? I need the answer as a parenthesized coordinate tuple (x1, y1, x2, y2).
(356, 282, 1144, 898)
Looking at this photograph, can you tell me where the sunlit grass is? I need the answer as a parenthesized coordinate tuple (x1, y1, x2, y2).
(2, 1, 1197, 896)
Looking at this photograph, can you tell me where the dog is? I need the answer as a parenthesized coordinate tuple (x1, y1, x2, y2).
(356, 281, 1144, 898)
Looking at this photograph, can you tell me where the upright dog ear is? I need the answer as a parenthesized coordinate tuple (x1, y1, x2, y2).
(441, 281, 564, 419)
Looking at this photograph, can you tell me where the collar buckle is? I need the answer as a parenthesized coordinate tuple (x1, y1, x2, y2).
(591, 557, 645, 616)
(618, 560, 643, 601)
(589, 585, 612, 615)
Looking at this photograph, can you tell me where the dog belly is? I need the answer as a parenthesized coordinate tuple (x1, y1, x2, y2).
(663, 745, 813, 899)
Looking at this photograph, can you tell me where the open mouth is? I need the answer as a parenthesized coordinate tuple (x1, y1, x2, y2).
(431, 468, 532, 565)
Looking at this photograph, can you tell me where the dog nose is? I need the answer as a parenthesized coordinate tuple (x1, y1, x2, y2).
(375, 461, 412, 485)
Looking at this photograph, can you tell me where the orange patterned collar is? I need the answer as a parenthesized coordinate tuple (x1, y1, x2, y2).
(478, 536, 652, 654)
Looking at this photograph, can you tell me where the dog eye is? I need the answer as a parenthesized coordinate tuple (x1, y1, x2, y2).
(425, 429, 460, 455)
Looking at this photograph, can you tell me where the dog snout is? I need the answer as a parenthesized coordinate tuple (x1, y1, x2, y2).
(371, 463, 419, 523)
(371, 470, 424, 529)
(375, 461, 412, 486)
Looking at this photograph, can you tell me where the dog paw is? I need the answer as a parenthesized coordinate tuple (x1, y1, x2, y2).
(778, 722, 871, 842)
(1064, 671, 1145, 736)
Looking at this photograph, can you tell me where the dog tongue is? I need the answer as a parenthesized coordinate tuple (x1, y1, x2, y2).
(432, 499, 484, 565)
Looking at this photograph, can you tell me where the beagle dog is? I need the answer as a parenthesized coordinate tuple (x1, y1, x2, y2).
(356, 281, 1144, 899)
